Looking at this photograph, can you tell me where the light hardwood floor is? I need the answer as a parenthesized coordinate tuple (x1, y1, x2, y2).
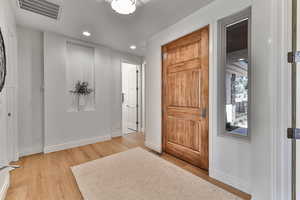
(6, 133, 251, 200)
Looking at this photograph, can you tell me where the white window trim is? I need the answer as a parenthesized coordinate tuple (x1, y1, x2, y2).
(217, 7, 252, 140)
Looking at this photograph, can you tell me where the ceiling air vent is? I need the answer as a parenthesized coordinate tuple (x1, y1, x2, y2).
(18, 0, 61, 20)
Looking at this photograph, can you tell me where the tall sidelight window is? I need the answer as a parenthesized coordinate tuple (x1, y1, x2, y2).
(218, 8, 251, 139)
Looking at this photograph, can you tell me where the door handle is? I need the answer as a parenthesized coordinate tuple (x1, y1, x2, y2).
(201, 108, 207, 118)
(126, 105, 136, 108)
(122, 93, 125, 103)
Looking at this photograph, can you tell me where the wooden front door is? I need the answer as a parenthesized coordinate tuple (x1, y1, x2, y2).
(162, 26, 209, 170)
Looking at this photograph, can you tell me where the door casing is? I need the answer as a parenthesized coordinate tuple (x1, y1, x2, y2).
(121, 62, 142, 135)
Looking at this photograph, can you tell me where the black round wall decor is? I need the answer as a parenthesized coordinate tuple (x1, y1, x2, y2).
(0, 28, 6, 93)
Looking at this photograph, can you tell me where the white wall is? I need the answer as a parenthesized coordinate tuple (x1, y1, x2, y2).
(44, 32, 142, 152)
(0, 0, 17, 198)
(145, 0, 283, 199)
(17, 26, 44, 157)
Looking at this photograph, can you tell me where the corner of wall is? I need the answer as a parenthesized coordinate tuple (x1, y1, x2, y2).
(111, 129, 122, 138)
(19, 145, 43, 157)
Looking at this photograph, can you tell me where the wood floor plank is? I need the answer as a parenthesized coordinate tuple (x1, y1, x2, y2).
(6, 132, 251, 200)
(111, 136, 139, 149)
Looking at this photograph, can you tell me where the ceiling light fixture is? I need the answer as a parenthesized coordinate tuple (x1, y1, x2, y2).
(111, 0, 136, 15)
(82, 31, 91, 37)
(130, 45, 137, 50)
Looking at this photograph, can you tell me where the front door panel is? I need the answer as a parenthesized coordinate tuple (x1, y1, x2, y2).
(162, 27, 209, 170)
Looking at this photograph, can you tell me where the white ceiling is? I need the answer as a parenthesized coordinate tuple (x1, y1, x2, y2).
(13, 0, 214, 56)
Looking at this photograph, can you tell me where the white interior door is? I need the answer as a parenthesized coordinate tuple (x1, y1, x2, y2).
(122, 63, 138, 134)
(5, 87, 18, 162)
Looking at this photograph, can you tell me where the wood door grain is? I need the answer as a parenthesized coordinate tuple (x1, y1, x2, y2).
(162, 26, 209, 170)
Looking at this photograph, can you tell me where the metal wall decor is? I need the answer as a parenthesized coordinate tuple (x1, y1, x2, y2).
(0, 28, 6, 93)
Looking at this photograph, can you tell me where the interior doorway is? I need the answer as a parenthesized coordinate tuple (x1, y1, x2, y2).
(122, 62, 141, 135)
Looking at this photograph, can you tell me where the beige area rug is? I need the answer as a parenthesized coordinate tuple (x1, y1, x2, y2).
(71, 148, 241, 200)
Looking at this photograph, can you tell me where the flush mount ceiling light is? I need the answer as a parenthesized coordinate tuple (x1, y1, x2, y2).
(98, 0, 151, 14)
(130, 45, 136, 50)
(111, 0, 136, 15)
(82, 31, 91, 37)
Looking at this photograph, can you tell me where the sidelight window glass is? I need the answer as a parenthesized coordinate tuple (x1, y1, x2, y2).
(218, 8, 251, 139)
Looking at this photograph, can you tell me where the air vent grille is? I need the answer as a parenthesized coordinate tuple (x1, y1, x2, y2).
(18, 0, 61, 20)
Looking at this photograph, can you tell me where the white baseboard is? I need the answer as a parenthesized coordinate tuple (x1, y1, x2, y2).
(210, 169, 251, 194)
(145, 141, 162, 153)
(111, 130, 122, 138)
(0, 173, 9, 200)
(44, 135, 112, 153)
(19, 145, 43, 158)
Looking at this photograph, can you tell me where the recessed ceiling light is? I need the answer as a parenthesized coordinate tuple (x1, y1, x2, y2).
(82, 31, 91, 37)
(130, 45, 136, 50)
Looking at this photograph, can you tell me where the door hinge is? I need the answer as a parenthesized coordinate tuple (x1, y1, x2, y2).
(287, 128, 300, 139)
(287, 51, 300, 63)
(136, 121, 139, 125)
